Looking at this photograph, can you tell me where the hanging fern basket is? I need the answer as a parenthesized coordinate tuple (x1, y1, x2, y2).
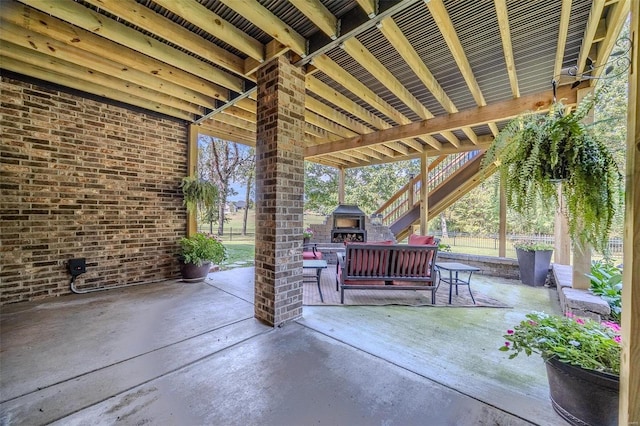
(180, 176, 219, 213)
(482, 90, 621, 253)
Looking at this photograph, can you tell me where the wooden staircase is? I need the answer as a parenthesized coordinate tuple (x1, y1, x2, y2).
(375, 151, 496, 241)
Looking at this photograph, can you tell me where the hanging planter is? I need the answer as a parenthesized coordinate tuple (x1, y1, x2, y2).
(180, 176, 219, 213)
(482, 90, 621, 253)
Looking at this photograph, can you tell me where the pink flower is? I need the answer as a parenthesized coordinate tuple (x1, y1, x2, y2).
(565, 312, 574, 318)
(504, 342, 510, 347)
(507, 329, 514, 334)
(602, 321, 621, 332)
(528, 320, 538, 326)
(576, 318, 585, 325)
(614, 336, 622, 344)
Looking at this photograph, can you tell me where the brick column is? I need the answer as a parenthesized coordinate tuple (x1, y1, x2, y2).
(254, 55, 306, 326)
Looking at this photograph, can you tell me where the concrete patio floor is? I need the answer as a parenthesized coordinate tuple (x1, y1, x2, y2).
(0, 267, 567, 425)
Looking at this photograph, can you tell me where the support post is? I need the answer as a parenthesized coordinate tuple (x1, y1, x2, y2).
(420, 148, 428, 234)
(338, 167, 345, 204)
(186, 124, 198, 236)
(554, 184, 571, 264)
(571, 87, 594, 289)
(621, 3, 639, 422)
(254, 55, 306, 326)
(498, 173, 506, 257)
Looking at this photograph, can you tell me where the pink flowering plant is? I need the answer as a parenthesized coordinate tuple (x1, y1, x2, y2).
(303, 228, 314, 239)
(500, 312, 621, 375)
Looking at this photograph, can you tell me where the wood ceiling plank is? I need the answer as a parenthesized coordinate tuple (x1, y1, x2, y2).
(494, 0, 520, 98)
(593, 0, 630, 80)
(305, 111, 359, 138)
(1, 55, 194, 120)
(356, 0, 377, 18)
(198, 120, 256, 146)
(305, 96, 374, 135)
(426, 0, 486, 106)
(152, 0, 264, 62)
(290, 0, 338, 39)
(82, 0, 246, 78)
(401, 138, 424, 152)
(440, 131, 460, 148)
(488, 122, 500, 137)
(420, 135, 443, 150)
(305, 83, 584, 157)
(0, 41, 204, 115)
(312, 54, 411, 125)
(553, 0, 573, 83)
(244, 40, 289, 75)
(576, 0, 605, 75)
(1, 1, 230, 102)
(17, 0, 244, 92)
(461, 127, 478, 144)
(214, 111, 257, 130)
(0, 22, 218, 109)
(223, 106, 257, 123)
(378, 17, 457, 113)
(306, 75, 392, 130)
(341, 38, 433, 120)
(218, 0, 307, 56)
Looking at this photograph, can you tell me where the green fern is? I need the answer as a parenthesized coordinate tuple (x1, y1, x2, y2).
(482, 90, 621, 253)
(180, 176, 219, 213)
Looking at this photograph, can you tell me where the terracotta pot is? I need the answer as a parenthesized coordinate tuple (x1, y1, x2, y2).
(545, 356, 619, 426)
(179, 261, 212, 282)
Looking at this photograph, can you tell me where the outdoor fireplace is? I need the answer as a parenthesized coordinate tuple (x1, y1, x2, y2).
(331, 204, 367, 243)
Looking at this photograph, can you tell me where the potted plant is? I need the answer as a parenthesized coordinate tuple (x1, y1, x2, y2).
(513, 240, 554, 286)
(482, 91, 621, 253)
(500, 312, 621, 425)
(180, 176, 219, 213)
(303, 227, 314, 245)
(178, 233, 227, 282)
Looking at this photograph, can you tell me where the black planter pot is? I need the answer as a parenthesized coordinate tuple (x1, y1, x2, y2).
(515, 248, 553, 286)
(179, 261, 212, 282)
(545, 356, 619, 426)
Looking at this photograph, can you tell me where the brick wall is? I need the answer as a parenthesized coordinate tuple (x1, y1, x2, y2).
(0, 76, 188, 304)
(254, 55, 306, 326)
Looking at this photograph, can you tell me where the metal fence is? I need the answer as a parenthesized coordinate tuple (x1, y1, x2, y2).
(431, 232, 624, 260)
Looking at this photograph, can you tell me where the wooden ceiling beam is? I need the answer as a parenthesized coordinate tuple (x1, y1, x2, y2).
(1, 56, 194, 120)
(0, 42, 204, 115)
(244, 40, 289, 76)
(488, 122, 500, 137)
(576, 0, 605, 75)
(340, 38, 433, 120)
(426, 0, 486, 106)
(218, 0, 307, 57)
(82, 0, 246, 79)
(152, 0, 264, 62)
(290, 0, 338, 40)
(17, 0, 244, 92)
(420, 135, 443, 151)
(494, 0, 520, 98)
(461, 127, 479, 144)
(223, 106, 257, 123)
(593, 0, 630, 80)
(305, 111, 358, 139)
(198, 120, 256, 146)
(0, 23, 217, 109)
(305, 82, 584, 157)
(356, 0, 377, 18)
(377, 17, 457, 113)
(213, 111, 257, 131)
(440, 131, 461, 148)
(553, 0, 573, 82)
(305, 96, 374, 135)
(312, 54, 411, 125)
(1, 1, 230, 102)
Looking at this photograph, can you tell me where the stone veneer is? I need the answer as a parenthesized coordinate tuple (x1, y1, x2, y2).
(254, 55, 306, 326)
(0, 76, 187, 304)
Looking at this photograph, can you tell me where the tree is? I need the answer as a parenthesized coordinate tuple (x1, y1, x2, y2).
(198, 136, 253, 236)
(235, 147, 256, 235)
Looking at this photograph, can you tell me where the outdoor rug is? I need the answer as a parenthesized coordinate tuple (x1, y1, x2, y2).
(303, 266, 511, 307)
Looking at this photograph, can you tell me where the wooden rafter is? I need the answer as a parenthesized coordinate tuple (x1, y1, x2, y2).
(290, 0, 338, 40)
(218, 0, 306, 57)
(592, 0, 630, 80)
(377, 17, 457, 113)
(494, 0, 520, 98)
(151, 0, 264, 63)
(306, 83, 585, 157)
(576, 0, 606, 75)
(426, 0, 486, 106)
(553, 0, 574, 82)
(1, 1, 230, 101)
(356, 0, 377, 18)
(340, 38, 433, 120)
(18, 0, 244, 92)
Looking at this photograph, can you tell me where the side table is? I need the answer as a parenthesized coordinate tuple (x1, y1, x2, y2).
(435, 262, 481, 304)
